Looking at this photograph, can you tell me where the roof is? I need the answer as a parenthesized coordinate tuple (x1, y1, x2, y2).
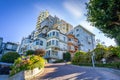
(74, 25, 95, 36)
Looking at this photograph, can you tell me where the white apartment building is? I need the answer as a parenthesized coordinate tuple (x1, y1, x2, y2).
(68, 25, 95, 52)
(18, 10, 95, 62)
(18, 37, 46, 54)
(45, 29, 67, 62)
(36, 10, 49, 30)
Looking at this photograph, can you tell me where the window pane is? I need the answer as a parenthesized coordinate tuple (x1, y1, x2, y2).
(56, 32, 59, 37)
(50, 33, 51, 37)
(56, 41, 58, 46)
(64, 37, 65, 41)
(68, 38, 71, 41)
(36, 42, 39, 45)
(76, 34, 79, 37)
(53, 32, 55, 36)
(40, 40, 43, 46)
(52, 40, 54, 45)
(49, 41, 51, 45)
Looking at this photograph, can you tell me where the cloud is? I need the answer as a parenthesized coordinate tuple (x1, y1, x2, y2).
(63, 0, 85, 19)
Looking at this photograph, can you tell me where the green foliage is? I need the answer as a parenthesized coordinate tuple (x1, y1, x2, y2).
(86, 0, 120, 45)
(1, 52, 20, 63)
(72, 44, 120, 69)
(63, 52, 71, 61)
(34, 49, 45, 57)
(72, 51, 91, 65)
(10, 55, 45, 76)
(93, 44, 108, 61)
(26, 50, 34, 56)
(92, 44, 120, 63)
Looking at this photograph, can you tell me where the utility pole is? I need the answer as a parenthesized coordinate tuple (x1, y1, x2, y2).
(91, 52, 95, 68)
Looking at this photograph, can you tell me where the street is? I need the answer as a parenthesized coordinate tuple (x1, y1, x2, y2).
(34, 63, 120, 80)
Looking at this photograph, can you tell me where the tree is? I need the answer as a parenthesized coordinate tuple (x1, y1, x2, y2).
(34, 49, 45, 57)
(92, 43, 107, 62)
(63, 52, 71, 61)
(26, 50, 34, 56)
(86, 0, 120, 45)
(1, 52, 20, 63)
(72, 51, 91, 65)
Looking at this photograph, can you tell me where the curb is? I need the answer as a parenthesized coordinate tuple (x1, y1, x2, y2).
(30, 68, 44, 80)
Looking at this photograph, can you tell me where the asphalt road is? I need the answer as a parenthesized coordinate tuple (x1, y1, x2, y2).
(35, 63, 120, 80)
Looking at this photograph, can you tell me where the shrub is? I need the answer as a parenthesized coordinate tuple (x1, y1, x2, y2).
(93, 44, 108, 62)
(10, 55, 45, 76)
(72, 51, 91, 65)
(63, 52, 71, 61)
(1, 52, 20, 63)
(26, 50, 34, 56)
(34, 49, 45, 57)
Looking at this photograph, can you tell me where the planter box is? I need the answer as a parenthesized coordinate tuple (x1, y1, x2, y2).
(9, 68, 43, 80)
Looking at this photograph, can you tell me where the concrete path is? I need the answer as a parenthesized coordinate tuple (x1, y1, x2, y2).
(34, 63, 120, 80)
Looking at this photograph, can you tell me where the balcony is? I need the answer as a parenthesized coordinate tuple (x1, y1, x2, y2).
(67, 41, 74, 46)
(46, 45, 60, 50)
(46, 36, 59, 40)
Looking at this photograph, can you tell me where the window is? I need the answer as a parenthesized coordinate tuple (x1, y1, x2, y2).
(52, 40, 54, 45)
(6, 44, 12, 49)
(56, 32, 59, 37)
(68, 38, 71, 41)
(49, 41, 51, 45)
(76, 34, 79, 37)
(36, 41, 39, 45)
(12, 45, 17, 50)
(48, 34, 49, 37)
(76, 29, 79, 31)
(63, 37, 66, 41)
(40, 40, 43, 46)
(48, 41, 51, 46)
(53, 32, 55, 36)
(47, 42, 48, 46)
(50, 33, 51, 37)
(55, 53, 58, 56)
(48, 50, 50, 56)
(71, 32, 73, 34)
(56, 40, 58, 46)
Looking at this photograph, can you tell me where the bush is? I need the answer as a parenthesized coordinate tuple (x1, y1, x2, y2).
(10, 55, 45, 76)
(34, 49, 45, 57)
(92, 44, 120, 63)
(93, 44, 107, 62)
(63, 52, 71, 61)
(1, 52, 20, 63)
(72, 51, 91, 65)
(26, 50, 34, 56)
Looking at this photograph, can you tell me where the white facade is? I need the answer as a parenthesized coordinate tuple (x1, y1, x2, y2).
(18, 37, 46, 54)
(68, 25, 95, 52)
(45, 29, 67, 62)
(18, 11, 96, 62)
(36, 10, 49, 30)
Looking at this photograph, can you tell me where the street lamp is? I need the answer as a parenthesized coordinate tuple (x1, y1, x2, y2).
(91, 52, 95, 68)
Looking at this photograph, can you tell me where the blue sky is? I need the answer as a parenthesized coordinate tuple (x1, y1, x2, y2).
(0, 0, 116, 46)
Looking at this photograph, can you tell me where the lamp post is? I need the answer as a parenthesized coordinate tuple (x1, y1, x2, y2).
(91, 52, 95, 68)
